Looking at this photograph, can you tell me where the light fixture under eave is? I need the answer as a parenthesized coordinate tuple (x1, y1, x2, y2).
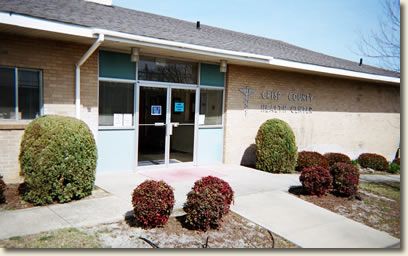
(220, 60, 227, 73)
(131, 47, 140, 62)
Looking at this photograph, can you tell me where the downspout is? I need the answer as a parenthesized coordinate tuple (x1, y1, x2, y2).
(75, 33, 104, 119)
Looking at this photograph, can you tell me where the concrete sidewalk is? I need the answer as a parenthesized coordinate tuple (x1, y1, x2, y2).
(0, 196, 128, 240)
(0, 165, 400, 248)
(360, 174, 400, 183)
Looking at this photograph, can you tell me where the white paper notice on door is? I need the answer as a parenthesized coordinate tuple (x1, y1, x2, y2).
(123, 114, 133, 127)
(199, 114, 205, 125)
(113, 113, 123, 127)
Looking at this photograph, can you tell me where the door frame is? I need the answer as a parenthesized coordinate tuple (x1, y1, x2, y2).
(136, 81, 199, 168)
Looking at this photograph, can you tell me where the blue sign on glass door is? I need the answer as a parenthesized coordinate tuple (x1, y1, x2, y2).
(174, 102, 184, 112)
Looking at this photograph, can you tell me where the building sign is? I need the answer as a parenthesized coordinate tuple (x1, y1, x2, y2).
(151, 105, 162, 116)
(239, 87, 314, 115)
(174, 102, 184, 112)
(239, 86, 255, 116)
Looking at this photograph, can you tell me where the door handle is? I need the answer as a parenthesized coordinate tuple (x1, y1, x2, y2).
(154, 122, 165, 126)
(172, 122, 179, 128)
(167, 123, 173, 136)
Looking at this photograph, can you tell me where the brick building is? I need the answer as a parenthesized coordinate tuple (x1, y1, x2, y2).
(0, 0, 400, 182)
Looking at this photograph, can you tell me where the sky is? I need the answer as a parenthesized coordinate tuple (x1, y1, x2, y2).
(113, 0, 399, 70)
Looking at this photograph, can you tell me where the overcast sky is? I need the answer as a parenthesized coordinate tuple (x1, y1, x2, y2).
(113, 0, 399, 70)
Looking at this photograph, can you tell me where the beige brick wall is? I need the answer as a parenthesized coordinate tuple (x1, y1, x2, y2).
(0, 34, 99, 182)
(224, 65, 400, 166)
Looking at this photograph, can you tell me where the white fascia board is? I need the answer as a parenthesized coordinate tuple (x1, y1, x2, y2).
(0, 11, 94, 38)
(94, 29, 272, 64)
(0, 12, 399, 84)
(94, 29, 400, 84)
(269, 58, 400, 84)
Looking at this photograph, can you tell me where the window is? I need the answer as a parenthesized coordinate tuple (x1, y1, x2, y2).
(99, 81, 134, 127)
(0, 67, 41, 120)
(199, 89, 223, 126)
(138, 56, 198, 84)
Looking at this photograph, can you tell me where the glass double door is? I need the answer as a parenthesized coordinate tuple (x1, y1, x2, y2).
(138, 85, 196, 166)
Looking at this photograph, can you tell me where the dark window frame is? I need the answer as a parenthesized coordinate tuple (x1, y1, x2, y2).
(0, 66, 43, 121)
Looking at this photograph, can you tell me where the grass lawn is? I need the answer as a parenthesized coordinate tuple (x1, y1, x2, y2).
(0, 228, 101, 248)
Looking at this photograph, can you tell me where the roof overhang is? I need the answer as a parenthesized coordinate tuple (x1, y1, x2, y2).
(0, 11, 400, 85)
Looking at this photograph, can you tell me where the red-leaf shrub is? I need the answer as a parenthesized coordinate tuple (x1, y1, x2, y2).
(357, 153, 389, 171)
(183, 176, 234, 231)
(183, 188, 226, 231)
(296, 151, 329, 172)
(131, 180, 175, 229)
(324, 153, 351, 167)
(0, 175, 6, 204)
(330, 163, 360, 197)
(299, 167, 333, 196)
(192, 176, 234, 214)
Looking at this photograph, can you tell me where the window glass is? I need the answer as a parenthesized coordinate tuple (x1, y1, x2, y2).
(0, 67, 15, 119)
(18, 70, 40, 119)
(199, 89, 223, 125)
(99, 81, 134, 126)
(138, 56, 198, 84)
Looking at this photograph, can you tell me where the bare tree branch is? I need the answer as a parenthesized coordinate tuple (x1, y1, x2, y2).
(356, 0, 400, 72)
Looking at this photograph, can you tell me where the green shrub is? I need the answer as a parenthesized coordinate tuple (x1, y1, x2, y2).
(330, 163, 360, 197)
(296, 151, 329, 172)
(132, 180, 175, 228)
(19, 115, 97, 205)
(357, 153, 389, 172)
(0, 175, 6, 204)
(255, 119, 297, 173)
(324, 153, 351, 167)
(392, 158, 400, 165)
(299, 167, 332, 196)
(388, 163, 400, 174)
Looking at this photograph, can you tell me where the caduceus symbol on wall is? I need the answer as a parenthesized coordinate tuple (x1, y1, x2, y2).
(239, 86, 255, 117)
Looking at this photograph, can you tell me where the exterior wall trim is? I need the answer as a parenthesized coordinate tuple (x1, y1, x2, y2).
(0, 11, 400, 85)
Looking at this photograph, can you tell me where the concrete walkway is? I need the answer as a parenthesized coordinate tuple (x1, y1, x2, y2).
(360, 174, 400, 183)
(0, 165, 400, 248)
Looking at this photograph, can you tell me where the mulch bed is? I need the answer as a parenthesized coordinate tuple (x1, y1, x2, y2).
(0, 183, 110, 211)
(84, 211, 298, 248)
(289, 185, 400, 238)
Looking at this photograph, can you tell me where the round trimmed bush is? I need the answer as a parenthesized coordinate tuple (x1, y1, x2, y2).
(296, 151, 329, 172)
(255, 119, 297, 173)
(299, 167, 332, 196)
(183, 187, 226, 231)
(191, 176, 234, 214)
(357, 153, 389, 171)
(330, 163, 360, 197)
(324, 152, 351, 167)
(0, 175, 6, 204)
(132, 180, 174, 228)
(183, 176, 234, 231)
(19, 115, 97, 205)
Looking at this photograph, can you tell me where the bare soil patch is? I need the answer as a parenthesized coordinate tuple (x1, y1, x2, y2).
(0, 184, 110, 211)
(84, 212, 298, 248)
(289, 181, 400, 238)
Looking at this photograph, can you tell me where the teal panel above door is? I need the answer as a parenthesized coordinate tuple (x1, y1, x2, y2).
(200, 63, 225, 87)
(99, 51, 136, 80)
